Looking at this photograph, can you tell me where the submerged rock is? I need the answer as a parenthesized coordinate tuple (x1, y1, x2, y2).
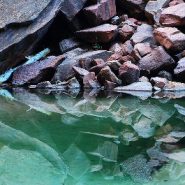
(121, 155, 152, 183)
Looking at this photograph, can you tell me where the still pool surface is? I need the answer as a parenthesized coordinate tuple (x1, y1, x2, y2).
(0, 88, 185, 185)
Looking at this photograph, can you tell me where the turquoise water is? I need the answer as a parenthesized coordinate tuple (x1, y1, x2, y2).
(0, 88, 185, 185)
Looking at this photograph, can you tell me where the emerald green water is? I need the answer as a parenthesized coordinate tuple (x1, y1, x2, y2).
(0, 88, 185, 185)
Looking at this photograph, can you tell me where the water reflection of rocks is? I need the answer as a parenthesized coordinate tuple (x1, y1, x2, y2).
(0, 88, 185, 184)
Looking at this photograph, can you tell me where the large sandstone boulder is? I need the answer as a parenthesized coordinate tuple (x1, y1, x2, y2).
(160, 3, 185, 26)
(12, 55, 64, 86)
(0, 0, 62, 74)
(138, 46, 175, 74)
(154, 27, 185, 52)
(83, 0, 117, 26)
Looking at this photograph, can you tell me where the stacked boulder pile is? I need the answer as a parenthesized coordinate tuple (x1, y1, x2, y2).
(1, 0, 185, 93)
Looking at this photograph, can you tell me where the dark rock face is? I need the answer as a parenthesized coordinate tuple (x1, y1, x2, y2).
(60, 0, 88, 21)
(154, 27, 185, 52)
(119, 61, 140, 85)
(160, 3, 185, 26)
(59, 38, 81, 53)
(138, 46, 175, 74)
(158, 70, 172, 81)
(12, 55, 64, 86)
(76, 24, 118, 43)
(0, 0, 62, 74)
(53, 50, 112, 82)
(83, 0, 117, 26)
(118, 0, 146, 18)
